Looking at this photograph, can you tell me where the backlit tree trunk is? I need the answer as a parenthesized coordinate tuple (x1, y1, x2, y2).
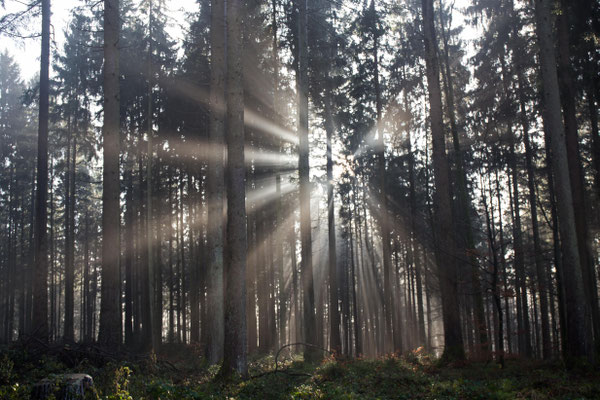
(297, 0, 318, 361)
(421, 0, 464, 362)
(98, 0, 122, 347)
(556, 0, 600, 357)
(533, 0, 591, 363)
(31, 0, 51, 343)
(222, 0, 247, 376)
(206, 0, 226, 364)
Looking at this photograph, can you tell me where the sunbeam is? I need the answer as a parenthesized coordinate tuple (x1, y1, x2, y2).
(2, 0, 594, 391)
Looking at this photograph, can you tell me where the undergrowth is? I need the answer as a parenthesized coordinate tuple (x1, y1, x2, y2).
(1, 345, 598, 399)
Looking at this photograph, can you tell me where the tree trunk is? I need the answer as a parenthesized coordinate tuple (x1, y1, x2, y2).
(495, 168, 512, 354)
(69, 136, 77, 338)
(350, 187, 362, 357)
(438, 0, 488, 355)
(367, 0, 393, 354)
(556, 0, 600, 358)
(543, 125, 567, 355)
(404, 88, 422, 350)
(520, 95, 551, 360)
(499, 48, 531, 358)
(271, 0, 287, 352)
(222, 0, 247, 376)
(189, 173, 200, 344)
(257, 198, 270, 353)
(342, 232, 351, 355)
(175, 188, 182, 342)
(48, 164, 55, 340)
(146, 0, 159, 352)
(153, 163, 163, 346)
(268, 227, 277, 349)
(64, 120, 74, 342)
(206, 0, 226, 364)
(533, 0, 591, 363)
(4, 167, 15, 343)
(179, 176, 187, 344)
(423, 246, 433, 351)
(289, 216, 301, 344)
(275, 176, 286, 349)
(482, 171, 504, 367)
(140, 139, 152, 349)
(32, 0, 51, 343)
(134, 155, 144, 343)
(420, 0, 464, 362)
(98, 0, 121, 346)
(168, 175, 175, 343)
(83, 212, 91, 342)
(297, 0, 318, 362)
(325, 89, 341, 355)
(124, 157, 135, 345)
(246, 203, 257, 353)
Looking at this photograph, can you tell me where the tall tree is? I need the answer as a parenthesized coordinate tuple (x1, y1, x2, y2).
(556, 0, 600, 357)
(320, 3, 342, 356)
(206, 0, 226, 363)
(63, 124, 75, 342)
(146, 0, 159, 353)
(368, 0, 394, 353)
(325, 69, 341, 356)
(420, 0, 464, 362)
(55, 10, 99, 344)
(222, 0, 247, 376)
(31, 0, 51, 343)
(98, 0, 122, 346)
(297, 0, 318, 361)
(533, 0, 591, 363)
(437, 0, 488, 355)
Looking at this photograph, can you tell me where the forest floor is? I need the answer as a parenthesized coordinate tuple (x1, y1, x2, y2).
(1, 343, 599, 399)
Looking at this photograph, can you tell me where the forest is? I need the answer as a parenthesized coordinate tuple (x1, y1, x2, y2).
(0, 0, 599, 398)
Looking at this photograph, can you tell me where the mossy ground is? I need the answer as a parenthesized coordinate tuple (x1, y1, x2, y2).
(1, 345, 599, 399)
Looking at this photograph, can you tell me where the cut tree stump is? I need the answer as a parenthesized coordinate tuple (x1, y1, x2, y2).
(31, 373, 95, 399)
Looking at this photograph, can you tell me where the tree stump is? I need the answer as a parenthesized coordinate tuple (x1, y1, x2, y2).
(31, 373, 94, 399)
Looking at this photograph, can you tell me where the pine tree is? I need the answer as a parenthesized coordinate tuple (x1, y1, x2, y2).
(32, 0, 51, 343)
(421, 0, 464, 362)
(98, 0, 122, 347)
(206, 0, 226, 364)
(222, 0, 247, 376)
(533, 0, 591, 364)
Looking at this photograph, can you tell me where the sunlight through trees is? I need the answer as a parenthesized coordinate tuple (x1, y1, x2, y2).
(0, 0, 599, 377)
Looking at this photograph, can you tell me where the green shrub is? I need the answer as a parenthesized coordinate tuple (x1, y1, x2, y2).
(0, 354, 15, 385)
